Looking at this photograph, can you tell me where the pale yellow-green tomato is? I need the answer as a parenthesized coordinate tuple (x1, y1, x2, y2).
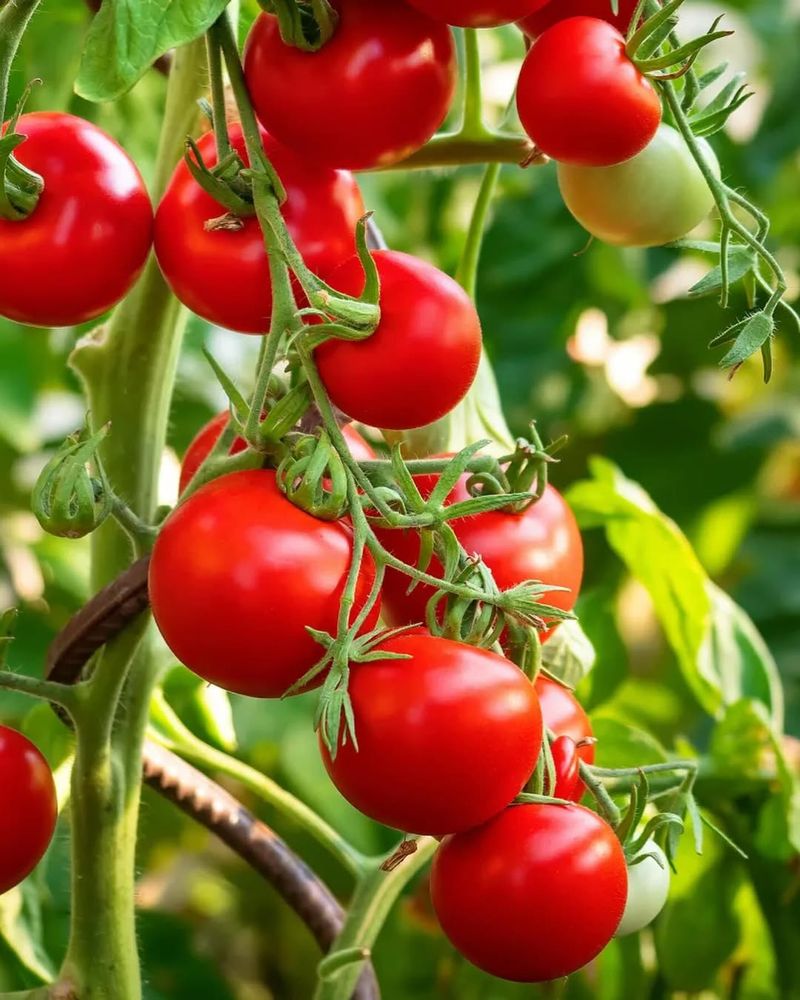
(557, 124, 720, 248)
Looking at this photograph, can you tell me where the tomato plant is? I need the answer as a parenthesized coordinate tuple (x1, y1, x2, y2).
(0, 112, 152, 327)
(148, 469, 380, 697)
(516, 17, 662, 166)
(155, 124, 364, 333)
(320, 634, 543, 835)
(243, 0, 457, 170)
(315, 251, 482, 429)
(430, 803, 628, 980)
(0, 726, 57, 894)
(557, 123, 719, 246)
(0, 1, 793, 998)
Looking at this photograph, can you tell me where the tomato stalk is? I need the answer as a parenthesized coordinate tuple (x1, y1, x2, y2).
(313, 840, 438, 1000)
(56, 38, 208, 1000)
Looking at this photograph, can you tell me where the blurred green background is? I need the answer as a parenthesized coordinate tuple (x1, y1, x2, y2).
(1, 0, 799, 997)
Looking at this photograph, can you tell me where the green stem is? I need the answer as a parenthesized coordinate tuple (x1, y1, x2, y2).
(149, 691, 367, 877)
(461, 28, 484, 137)
(314, 840, 437, 1000)
(389, 131, 533, 170)
(0, 670, 77, 709)
(206, 32, 231, 161)
(455, 162, 501, 298)
(57, 39, 208, 1000)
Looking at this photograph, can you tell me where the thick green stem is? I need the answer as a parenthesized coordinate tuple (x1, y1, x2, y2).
(314, 840, 437, 1000)
(58, 39, 208, 1000)
(461, 28, 484, 137)
(389, 132, 533, 170)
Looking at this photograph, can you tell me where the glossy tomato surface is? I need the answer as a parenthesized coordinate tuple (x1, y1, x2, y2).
(320, 635, 542, 835)
(0, 113, 152, 328)
(378, 471, 582, 631)
(557, 124, 718, 246)
(316, 252, 482, 430)
(154, 125, 364, 333)
(406, 0, 548, 27)
(149, 469, 380, 697)
(243, 0, 456, 170)
(178, 412, 375, 494)
(0, 727, 57, 894)
(516, 17, 661, 166)
(431, 803, 627, 980)
(519, 0, 638, 37)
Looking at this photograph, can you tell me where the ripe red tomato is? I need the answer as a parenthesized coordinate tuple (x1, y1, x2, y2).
(149, 469, 380, 697)
(431, 803, 627, 980)
(536, 675, 594, 799)
(154, 125, 364, 334)
(377, 469, 582, 634)
(406, 0, 549, 28)
(243, 0, 457, 170)
(315, 252, 482, 430)
(178, 412, 375, 494)
(0, 727, 57, 894)
(516, 17, 661, 166)
(320, 634, 542, 835)
(0, 112, 152, 328)
(519, 0, 638, 37)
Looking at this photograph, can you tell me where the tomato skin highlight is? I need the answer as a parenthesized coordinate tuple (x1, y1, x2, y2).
(406, 0, 549, 28)
(178, 412, 375, 494)
(316, 252, 482, 430)
(0, 727, 57, 894)
(431, 803, 627, 981)
(378, 473, 582, 634)
(516, 17, 661, 167)
(519, 0, 638, 37)
(320, 635, 543, 835)
(243, 0, 457, 170)
(0, 113, 152, 328)
(154, 125, 364, 334)
(557, 123, 718, 247)
(148, 469, 380, 697)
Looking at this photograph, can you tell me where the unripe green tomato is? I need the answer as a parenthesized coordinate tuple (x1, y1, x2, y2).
(615, 840, 671, 937)
(557, 124, 719, 247)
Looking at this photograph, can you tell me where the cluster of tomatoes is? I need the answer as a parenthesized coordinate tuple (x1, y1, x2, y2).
(146, 414, 670, 981)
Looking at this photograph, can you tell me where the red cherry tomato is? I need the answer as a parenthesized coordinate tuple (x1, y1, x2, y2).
(516, 17, 661, 166)
(149, 469, 380, 697)
(0, 113, 152, 328)
(320, 634, 542, 835)
(405, 0, 549, 28)
(243, 0, 457, 170)
(178, 412, 375, 494)
(315, 252, 481, 430)
(0, 726, 57, 894)
(519, 0, 638, 37)
(536, 674, 595, 798)
(377, 469, 582, 635)
(154, 125, 364, 334)
(431, 803, 627, 981)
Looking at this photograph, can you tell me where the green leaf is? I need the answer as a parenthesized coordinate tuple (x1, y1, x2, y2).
(719, 311, 775, 370)
(688, 247, 755, 298)
(591, 718, 668, 770)
(574, 587, 629, 711)
(162, 666, 238, 753)
(0, 882, 57, 985)
(568, 459, 782, 726)
(76, 0, 229, 102)
(540, 617, 595, 688)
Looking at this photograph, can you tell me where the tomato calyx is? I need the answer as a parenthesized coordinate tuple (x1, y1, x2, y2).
(626, 0, 733, 80)
(0, 82, 44, 221)
(259, 0, 339, 51)
(183, 135, 257, 219)
(277, 428, 350, 520)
